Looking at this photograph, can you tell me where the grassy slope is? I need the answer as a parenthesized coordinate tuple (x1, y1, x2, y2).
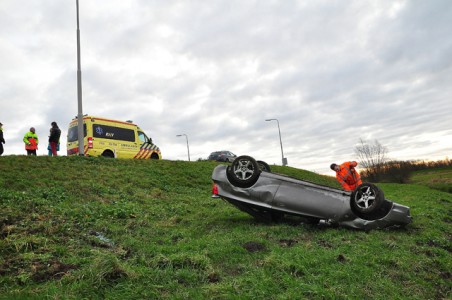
(0, 156, 450, 299)
(410, 166, 452, 193)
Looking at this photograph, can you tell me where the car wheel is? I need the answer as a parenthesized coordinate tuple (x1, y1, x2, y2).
(226, 155, 260, 188)
(257, 160, 271, 172)
(350, 183, 384, 218)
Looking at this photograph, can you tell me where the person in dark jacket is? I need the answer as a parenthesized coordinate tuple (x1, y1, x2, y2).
(49, 121, 61, 156)
(0, 122, 5, 156)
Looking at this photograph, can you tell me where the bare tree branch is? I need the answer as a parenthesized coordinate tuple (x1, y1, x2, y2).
(354, 138, 388, 181)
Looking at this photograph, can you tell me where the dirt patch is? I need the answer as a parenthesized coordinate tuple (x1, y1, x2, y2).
(104, 267, 128, 282)
(279, 239, 298, 247)
(427, 239, 452, 252)
(0, 217, 17, 227)
(316, 239, 333, 248)
(207, 272, 221, 283)
(424, 250, 438, 257)
(31, 260, 78, 283)
(440, 271, 451, 280)
(118, 247, 133, 259)
(0, 258, 26, 277)
(242, 241, 266, 253)
(0, 217, 18, 239)
(337, 254, 347, 263)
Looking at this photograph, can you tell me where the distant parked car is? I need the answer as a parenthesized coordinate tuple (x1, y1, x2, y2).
(208, 151, 237, 162)
(212, 155, 412, 230)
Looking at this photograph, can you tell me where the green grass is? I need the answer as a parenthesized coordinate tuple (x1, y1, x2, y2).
(0, 156, 450, 299)
(410, 166, 452, 193)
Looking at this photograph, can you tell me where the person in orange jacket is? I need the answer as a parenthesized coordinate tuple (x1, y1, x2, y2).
(23, 127, 39, 156)
(330, 161, 363, 191)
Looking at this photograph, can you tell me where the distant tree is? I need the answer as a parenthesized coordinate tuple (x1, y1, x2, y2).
(380, 160, 413, 183)
(354, 138, 388, 182)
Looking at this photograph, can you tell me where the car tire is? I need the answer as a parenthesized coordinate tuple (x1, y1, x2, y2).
(350, 183, 385, 219)
(226, 155, 260, 188)
(257, 160, 271, 172)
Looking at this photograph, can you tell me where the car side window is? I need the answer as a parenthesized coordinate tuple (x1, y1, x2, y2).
(138, 131, 152, 144)
(93, 124, 135, 142)
(138, 132, 146, 143)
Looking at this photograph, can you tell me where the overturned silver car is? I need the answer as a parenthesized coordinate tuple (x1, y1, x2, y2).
(212, 155, 412, 230)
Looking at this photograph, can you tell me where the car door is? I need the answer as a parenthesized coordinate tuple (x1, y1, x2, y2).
(136, 131, 154, 159)
(272, 179, 345, 219)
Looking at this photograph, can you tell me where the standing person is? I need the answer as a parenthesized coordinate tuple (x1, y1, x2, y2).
(330, 161, 363, 191)
(47, 141, 53, 156)
(0, 122, 5, 156)
(47, 128, 52, 156)
(49, 121, 61, 156)
(24, 127, 39, 156)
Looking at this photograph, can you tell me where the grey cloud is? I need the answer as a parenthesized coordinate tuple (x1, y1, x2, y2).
(1, 0, 450, 173)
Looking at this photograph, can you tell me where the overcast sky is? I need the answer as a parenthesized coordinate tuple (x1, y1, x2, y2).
(1, 0, 451, 174)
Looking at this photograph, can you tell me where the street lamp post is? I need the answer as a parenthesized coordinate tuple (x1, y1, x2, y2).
(176, 134, 190, 161)
(265, 118, 287, 166)
(76, 0, 84, 155)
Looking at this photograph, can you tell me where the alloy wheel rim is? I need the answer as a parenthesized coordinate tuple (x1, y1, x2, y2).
(355, 186, 376, 209)
(234, 159, 255, 180)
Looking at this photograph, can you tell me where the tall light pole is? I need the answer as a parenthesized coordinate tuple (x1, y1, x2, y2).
(265, 118, 287, 166)
(176, 134, 190, 161)
(76, 0, 84, 155)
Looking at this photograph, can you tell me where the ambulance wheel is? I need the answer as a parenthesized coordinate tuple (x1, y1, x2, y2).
(150, 153, 159, 159)
(102, 150, 114, 158)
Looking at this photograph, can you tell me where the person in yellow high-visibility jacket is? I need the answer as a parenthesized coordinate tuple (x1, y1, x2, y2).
(330, 161, 363, 191)
(23, 127, 39, 156)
